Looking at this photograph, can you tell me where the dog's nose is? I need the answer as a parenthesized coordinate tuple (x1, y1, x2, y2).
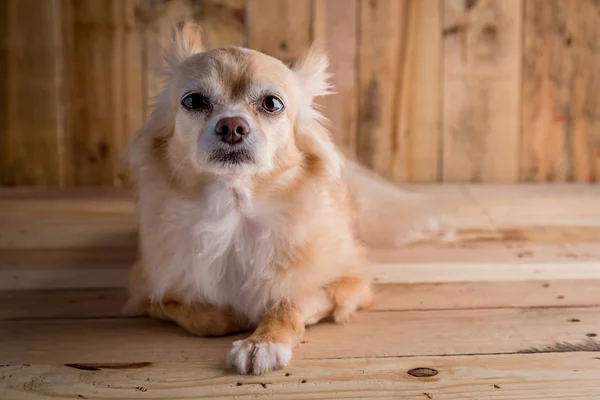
(215, 117, 250, 145)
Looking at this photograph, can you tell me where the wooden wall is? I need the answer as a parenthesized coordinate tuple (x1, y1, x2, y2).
(1, 0, 599, 186)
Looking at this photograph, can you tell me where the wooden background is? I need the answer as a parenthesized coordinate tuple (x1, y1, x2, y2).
(1, 0, 599, 186)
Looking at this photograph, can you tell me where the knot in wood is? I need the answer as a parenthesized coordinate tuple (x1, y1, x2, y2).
(408, 367, 438, 378)
(481, 24, 498, 40)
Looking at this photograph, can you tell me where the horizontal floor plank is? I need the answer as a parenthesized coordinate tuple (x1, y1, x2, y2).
(369, 241, 600, 263)
(0, 288, 128, 319)
(4, 261, 600, 290)
(3, 223, 599, 250)
(0, 222, 137, 250)
(372, 280, 600, 311)
(374, 261, 600, 283)
(2, 242, 599, 290)
(3, 241, 597, 271)
(3, 280, 600, 319)
(465, 184, 600, 228)
(0, 248, 136, 270)
(2, 353, 600, 400)
(0, 187, 133, 200)
(0, 191, 136, 249)
(0, 267, 130, 290)
(2, 307, 599, 364)
(2, 185, 600, 250)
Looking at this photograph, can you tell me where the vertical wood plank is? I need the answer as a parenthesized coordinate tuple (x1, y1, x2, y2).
(567, 0, 597, 182)
(194, 0, 246, 50)
(357, 0, 409, 179)
(313, 0, 359, 158)
(119, 0, 145, 184)
(521, 0, 600, 182)
(442, 0, 523, 182)
(247, 0, 312, 65)
(62, 0, 144, 186)
(0, 0, 66, 186)
(0, 0, 10, 185)
(520, 0, 567, 181)
(391, 0, 442, 182)
(140, 0, 194, 116)
(140, 0, 246, 117)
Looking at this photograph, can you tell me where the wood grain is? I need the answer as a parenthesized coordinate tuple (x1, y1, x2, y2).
(4, 256, 600, 290)
(520, 0, 571, 182)
(0, 0, 66, 186)
(465, 184, 600, 229)
(3, 353, 600, 400)
(2, 240, 599, 290)
(4, 185, 600, 249)
(192, 0, 246, 50)
(61, 0, 144, 186)
(0, 185, 598, 396)
(0, 288, 128, 319)
(521, 0, 600, 182)
(3, 279, 600, 320)
(569, 0, 600, 182)
(442, 0, 523, 182)
(369, 241, 600, 264)
(0, 191, 136, 249)
(139, 0, 191, 114)
(373, 261, 600, 283)
(247, 0, 312, 65)
(0, 267, 130, 290)
(0, 248, 135, 271)
(2, 224, 598, 291)
(313, 0, 359, 158)
(2, 0, 600, 186)
(357, 0, 408, 179)
(2, 307, 599, 364)
(392, 0, 443, 182)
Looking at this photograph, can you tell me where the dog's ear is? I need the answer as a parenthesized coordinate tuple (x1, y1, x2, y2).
(292, 44, 332, 102)
(291, 45, 341, 177)
(165, 20, 204, 68)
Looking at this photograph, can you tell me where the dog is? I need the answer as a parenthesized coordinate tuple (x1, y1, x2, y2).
(123, 22, 450, 375)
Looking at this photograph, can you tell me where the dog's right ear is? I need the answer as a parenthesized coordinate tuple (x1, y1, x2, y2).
(165, 20, 204, 69)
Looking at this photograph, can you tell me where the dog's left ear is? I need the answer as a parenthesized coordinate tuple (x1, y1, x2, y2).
(292, 44, 332, 101)
(291, 45, 342, 177)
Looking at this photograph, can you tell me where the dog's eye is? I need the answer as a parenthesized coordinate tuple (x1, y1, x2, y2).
(261, 95, 284, 114)
(181, 93, 210, 111)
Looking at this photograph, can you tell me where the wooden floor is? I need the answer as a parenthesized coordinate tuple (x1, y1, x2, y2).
(1, 185, 600, 399)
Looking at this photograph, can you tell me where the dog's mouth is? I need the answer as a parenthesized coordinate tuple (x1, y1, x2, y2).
(208, 148, 254, 166)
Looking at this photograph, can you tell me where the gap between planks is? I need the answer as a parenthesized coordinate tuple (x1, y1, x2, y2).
(2, 353, 600, 400)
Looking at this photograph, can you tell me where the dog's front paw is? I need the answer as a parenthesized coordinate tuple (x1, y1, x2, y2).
(226, 338, 292, 375)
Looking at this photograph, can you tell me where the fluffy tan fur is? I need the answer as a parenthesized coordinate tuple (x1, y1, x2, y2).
(124, 22, 449, 375)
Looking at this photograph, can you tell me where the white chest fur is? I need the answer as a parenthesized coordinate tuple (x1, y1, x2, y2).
(139, 181, 286, 324)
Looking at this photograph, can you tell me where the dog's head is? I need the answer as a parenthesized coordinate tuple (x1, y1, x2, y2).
(128, 22, 340, 185)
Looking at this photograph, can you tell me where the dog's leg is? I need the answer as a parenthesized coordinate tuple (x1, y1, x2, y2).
(227, 300, 304, 375)
(127, 261, 249, 337)
(296, 277, 373, 326)
(225, 278, 371, 375)
(327, 276, 373, 323)
(147, 300, 250, 337)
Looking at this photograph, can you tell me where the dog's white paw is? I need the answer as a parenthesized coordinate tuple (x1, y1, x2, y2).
(227, 339, 292, 375)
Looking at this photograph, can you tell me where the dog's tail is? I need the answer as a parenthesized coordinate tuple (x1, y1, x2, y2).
(341, 159, 456, 248)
